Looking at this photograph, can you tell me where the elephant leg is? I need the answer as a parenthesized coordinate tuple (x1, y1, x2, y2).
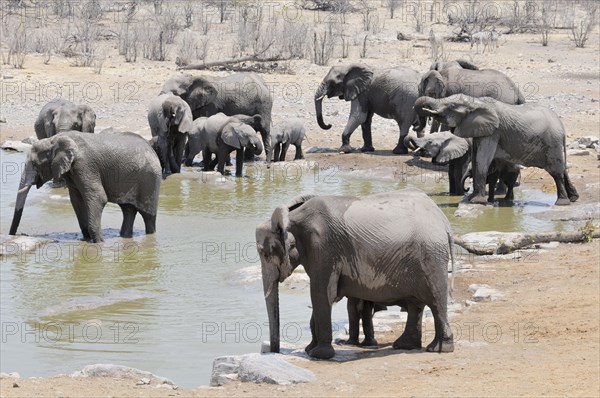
(487, 167, 499, 203)
(68, 187, 91, 240)
(168, 138, 181, 174)
(183, 142, 193, 167)
(426, 303, 454, 353)
(359, 111, 375, 152)
(564, 171, 579, 202)
(119, 203, 137, 238)
(293, 143, 304, 160)
(340, 100, 368, 153)
(307, 285, 335, 359)
(273, 143, 281, 162)
(392, 118, 413, 155)
(448, 162, 457, 195)
(305, 315, 318, 354)
(235, 148, 244, 177)
(469, 136, 498, 204)
(202, 149, 212, 171)
(260, 128, 271, 168)
(344, 297, 361, 346)
(172, 134, 186, 173)
(360, 301, 378, 346)
(393, 301, 424, 350)
(158, 137, 170, 174)
(83, 190, 108, 243)
(503, 170, 519, 201)
(280, 142, 290, 161)
(550, 170, 571, 206)
(139, 210, 156, 234)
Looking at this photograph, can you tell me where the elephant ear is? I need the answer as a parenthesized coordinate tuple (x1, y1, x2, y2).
(343, 65, 374, 101)
(437, 136, 470, 163)
(50, 135, 77, 179)
(78, 105, 96, 133)
(174, 101, 193, 133)
(271, 206, 292, 282)
(221, 123, 252, 149)
(455, 59, 479, 70)
(454, 105, 499, 139)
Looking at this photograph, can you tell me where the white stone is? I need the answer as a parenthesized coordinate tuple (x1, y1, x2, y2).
(71, 364, 174, 386)
(1, 140, 31, 152)
(567, 149, 589, 156)
(0, 372, 20, 379)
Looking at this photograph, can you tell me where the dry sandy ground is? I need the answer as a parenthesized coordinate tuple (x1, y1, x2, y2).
(0, 7, 599, 398)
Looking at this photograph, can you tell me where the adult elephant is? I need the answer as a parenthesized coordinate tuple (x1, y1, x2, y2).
(34, 99, 96, 139)
(257, 189, 455, 359)
(404, 131, 521, 201)
(160, 72, 273, 166)
(414, 94, 578, 206)
(9, 131, 161, 242)
(186, 113, 263, 177)
(148, 93, 194, 174)
(314, 64, 424, 154)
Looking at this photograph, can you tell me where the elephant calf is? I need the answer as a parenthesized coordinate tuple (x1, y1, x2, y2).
(9, 131, 162, 243)
(270, 119, 305, 162)
(35, 99, 96, 139)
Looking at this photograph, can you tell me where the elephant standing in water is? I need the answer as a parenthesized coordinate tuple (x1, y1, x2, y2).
(35, 99, 96, 139)
(9, 131, 161, 243)
(148, 93, 194, 174)
(257, 189, 454, 359)
(161, 72, 273, 166)
(414, 94, 578, 205)
(314, 64, 424, 154)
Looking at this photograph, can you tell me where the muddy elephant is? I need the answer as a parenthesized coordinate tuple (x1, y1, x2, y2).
(414, 94, 578, 205)
(257, 189, 455, 359)
(186, 113, 263, 177)
(9, 131, 161, 243)
(148, 93, 194, 174)
(270, 119, 305, 162)
(161, 72, 273, 166)
(34, 99, 96, 139)
(404, 131, 521, 201)
(314, 64, 424, 154)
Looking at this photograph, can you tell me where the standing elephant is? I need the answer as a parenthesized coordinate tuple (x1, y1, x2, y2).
(342, 298, 391, 347)
(34, 99, 96, 139)
(314, 64, 424, 154)
(9, 131, 161, 243)
(414, 94, 578, 205)
(186, 113, 263, 177)
(257, 189, 455, 359)
(148, 93, 194, 174)
(161, 72, 273, 166)
(404, 131, 521, 201)
(270, 119, 305, 162)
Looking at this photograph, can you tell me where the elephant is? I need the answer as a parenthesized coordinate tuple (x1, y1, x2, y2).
(414, 94, 579, 206)
(314, 64, 425, 154)
(257, 189, 455, 359)
(270, 119, 305, 162)
(34, 99, 96, 139)
(185, 113, 263, 177)
(343, 298, 391, 347)
(9, 131, 161, 243)
(148, 93, 194, 174)
(160, 72, 273, 166)
(404, 131, 521, 201)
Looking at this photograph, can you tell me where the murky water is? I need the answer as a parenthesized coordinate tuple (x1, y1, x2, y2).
(0, 151, 580, 386)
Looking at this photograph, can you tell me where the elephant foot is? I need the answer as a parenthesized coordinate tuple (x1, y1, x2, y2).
(392, 145, 408, 155)
(338, 144, 354, 154)
(555, 197, 571, 206)
(360, 337, 378, 347)
(392, 333, 422, 350)
(426, 338, 454, 353)
(304, 340, 317, 354)
(569, 193, 579, 203)
(359, 145, 375, 153)
(308, 343, 335, 359)
(469, 194, 489, 205)
(337, 338, 360, 346)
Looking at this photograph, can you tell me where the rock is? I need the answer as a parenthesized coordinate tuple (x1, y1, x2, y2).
(71, 364, 174, 386)
(211, 353, 315, 386)
(0, 372, 20, 379)
(548, 58, 556, 63)
(305, 146, 338, 154)
(0, 116, 6, 123)
(457, 231, 523, 254)
(3, 74, 14, 79)
(136, 377, 151, 385)
(567, 149, 589, 156)
(1, 140, 32, 152)
(454, 203, 484, 218)
(579, 135, 599, 147)
(468, 284, 503, 301)
(13, 382, 19, 388)
(21, 136, 38, 145)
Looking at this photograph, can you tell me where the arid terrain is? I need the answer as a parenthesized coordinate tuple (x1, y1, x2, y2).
(0, 1, 599, 396)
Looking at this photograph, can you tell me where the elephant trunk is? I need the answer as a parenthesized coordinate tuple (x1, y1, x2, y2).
(9, 160, 38, 235)
(253, 138, 264, 156)
(404, 135, 419, 151)
(314, 82, 332, 130)
(262, 264, 280, 353)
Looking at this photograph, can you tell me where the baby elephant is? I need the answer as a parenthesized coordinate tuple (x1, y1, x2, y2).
(270, 119, 305, 162)
(343, 298, 387, 346)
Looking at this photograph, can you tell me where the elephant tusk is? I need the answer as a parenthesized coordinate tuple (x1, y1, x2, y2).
(413, 146, 422, 153)
(315, 95, 325, 101)
(422, 107, 439, 114)
(264, 284, 273, 299)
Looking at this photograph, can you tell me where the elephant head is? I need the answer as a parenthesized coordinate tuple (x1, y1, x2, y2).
(430, 59, 479, 71)
(76, 104, 96, 133)
(221, 123, 263, 155)
(414, 95, 499, 138)
(314, 64, 374, 130)
(419, 70, 446, 98)
(256, 194, 315, 353)
(9, 134, 77, 235)
(161, 74, 218, 117)
(404, 131, 470, 164)
(159, 95, 194, 134)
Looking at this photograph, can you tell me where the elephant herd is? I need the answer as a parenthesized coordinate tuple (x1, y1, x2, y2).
(8, 59, 579, 360)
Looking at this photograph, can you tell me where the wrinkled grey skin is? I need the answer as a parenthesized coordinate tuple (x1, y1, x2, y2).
(9, 131, 161, 243)
(419, 60, 525, 134)
(161, 73, 273, 166)
(257, 189, 454, 359)
(405, 132, 521, 201)
(34, 99, 96, 139)
(148, 93, 194, 174)
(314, 64, 424, 154)
(186, 113, 263, 177)
(414, 94, 578, 205)
(270, 119, 305, 162)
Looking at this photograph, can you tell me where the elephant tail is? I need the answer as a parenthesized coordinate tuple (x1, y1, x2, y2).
(447, 232, 455, 298)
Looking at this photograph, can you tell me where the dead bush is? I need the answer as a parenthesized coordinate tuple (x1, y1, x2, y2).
(312, 22, 336, 65)
(569, 2, 598, 48)
(4, 19, 29, 68)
